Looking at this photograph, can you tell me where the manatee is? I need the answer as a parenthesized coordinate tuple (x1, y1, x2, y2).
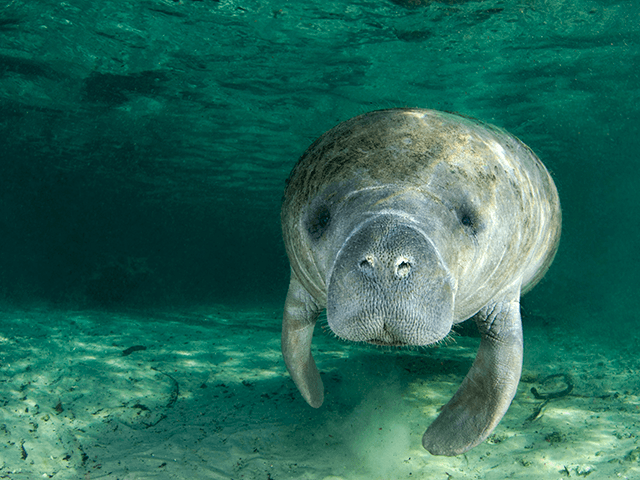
(280, 108, 561, 456)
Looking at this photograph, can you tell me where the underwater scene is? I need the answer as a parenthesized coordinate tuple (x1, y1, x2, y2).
(0, 0, 639, 479)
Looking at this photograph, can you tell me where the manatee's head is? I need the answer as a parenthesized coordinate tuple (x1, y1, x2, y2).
(327, 215, 454, 347)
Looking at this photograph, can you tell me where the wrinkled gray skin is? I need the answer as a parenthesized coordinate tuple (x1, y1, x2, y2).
(281, 109, 561, 456)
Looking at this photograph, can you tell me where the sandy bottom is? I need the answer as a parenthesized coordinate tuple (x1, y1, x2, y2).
(1, 304, 639, 480)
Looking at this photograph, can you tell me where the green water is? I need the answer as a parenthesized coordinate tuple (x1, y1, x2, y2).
(0, 0, 639, 478)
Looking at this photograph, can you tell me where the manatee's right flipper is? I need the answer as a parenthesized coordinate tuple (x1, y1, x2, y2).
(422, 289, 523, 456)
(282, 272, 324, 408)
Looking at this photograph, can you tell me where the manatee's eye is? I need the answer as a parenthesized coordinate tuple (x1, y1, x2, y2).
(456, 203, 482, 236)
(307, 204, 331, 239)
(318, 209, 330, 228)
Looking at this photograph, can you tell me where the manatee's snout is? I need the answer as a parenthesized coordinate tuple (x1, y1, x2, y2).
(327, 217, 454, 346)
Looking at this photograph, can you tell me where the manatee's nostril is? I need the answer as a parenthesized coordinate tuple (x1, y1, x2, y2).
(359, 255, 375, 270)
(395, 258, 411, 278)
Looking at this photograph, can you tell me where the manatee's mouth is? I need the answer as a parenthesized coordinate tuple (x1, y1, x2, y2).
(362, 325, 410, 347)
(366, 339, 407, 347)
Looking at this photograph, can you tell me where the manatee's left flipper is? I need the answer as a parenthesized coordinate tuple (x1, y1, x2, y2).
(423, 287, 523, 456)
(282, 271, 324, 408)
